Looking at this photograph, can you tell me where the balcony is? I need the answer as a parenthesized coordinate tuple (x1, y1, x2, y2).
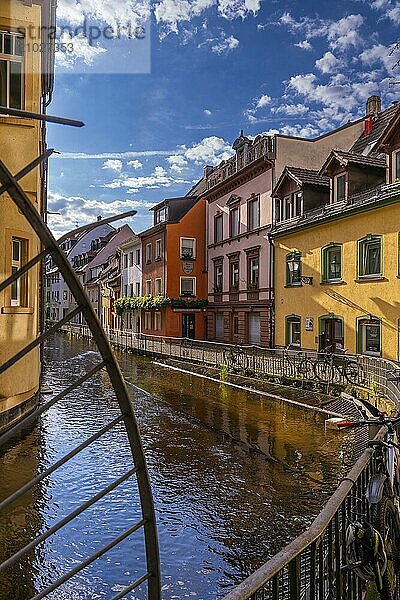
(206, 135, 275, 190)
(271, 181, 400, 235)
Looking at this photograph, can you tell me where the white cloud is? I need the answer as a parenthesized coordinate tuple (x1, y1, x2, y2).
(204, 108, 212, 116)
(166, 155, 188, 173)
(359, 43, 393, 72)
(102, 159, 123, 171)
(102, 165, 189, 191)
(276, 12, 364, 53)
(387, 3, 400, 24)
(55, 32, 107, 67)
(57, 150, 175, 160)
(154, 0, 259, 35)
(57, 0, 150, 31)
(295, 40, 312, 50)
(182, 136, 232, 164)
(271, 103, 309, 116)
(315, 51, 341, 74)
(211, 34, 239, 53)
(127, 159, 143, 169)
(256, 94, 272, 108)
(47, 191, 153, 236)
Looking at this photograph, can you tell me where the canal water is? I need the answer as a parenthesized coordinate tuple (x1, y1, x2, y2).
(0, 334, 354, 599)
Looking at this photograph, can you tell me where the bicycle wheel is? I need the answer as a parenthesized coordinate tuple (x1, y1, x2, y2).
(313, 360, 335, 383)
(297, 359, 314, 380)
(345, 360, 364, 385)
(282, 360, 295, 378)
(371, 496, 400, 600)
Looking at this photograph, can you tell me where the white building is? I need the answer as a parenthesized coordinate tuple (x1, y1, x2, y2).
(119, 235, 142, 332)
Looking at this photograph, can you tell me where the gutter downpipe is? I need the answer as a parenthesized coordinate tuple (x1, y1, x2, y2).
(268, 231, 275, 349)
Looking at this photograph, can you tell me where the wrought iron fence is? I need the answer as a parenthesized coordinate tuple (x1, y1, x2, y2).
(0, 154, 161, 598)
(62, 326, 400, 407)
(222, 427, 386, 600)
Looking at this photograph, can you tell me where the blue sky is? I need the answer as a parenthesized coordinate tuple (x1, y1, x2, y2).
(47, 0, 400, 236)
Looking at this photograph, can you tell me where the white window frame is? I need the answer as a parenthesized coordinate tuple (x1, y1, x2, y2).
(334, 173, 346, 203)
(154, 311, 162, 331)
(392, 150, 400, 182)
(135, 248, 141, 265)
(11, 237, 27, 306)
(180, 237, 196, 259)
(155, 239, 162, 260)
(0, 31, 24, 110)
(145, 279, 152, 296)
(146, 243, 152, 263)
(144, 312, 152, 330)
(180, 277, 196, 296)
(155, 277, 162, 295)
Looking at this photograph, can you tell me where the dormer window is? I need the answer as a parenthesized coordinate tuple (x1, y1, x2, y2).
(155, 207, 167, 224)
(393, 150, 400, 182)
(334, 174, 346, 202)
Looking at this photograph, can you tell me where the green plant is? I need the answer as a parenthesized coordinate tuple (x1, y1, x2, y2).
(114, 295, 208, 316)
(220, 363, 228, 382)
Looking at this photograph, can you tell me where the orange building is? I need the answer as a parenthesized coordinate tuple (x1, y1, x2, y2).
(139, 196, 207, 339)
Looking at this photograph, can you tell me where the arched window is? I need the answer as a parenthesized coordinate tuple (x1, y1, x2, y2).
(322, 244, 342, 282)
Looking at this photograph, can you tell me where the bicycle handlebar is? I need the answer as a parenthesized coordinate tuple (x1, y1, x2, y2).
(335, 414, 400, 429)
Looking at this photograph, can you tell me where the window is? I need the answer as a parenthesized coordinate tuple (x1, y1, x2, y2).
(180, 237, 196, 259)
(214, 264, 223, 292)
(322, 244, 342, 282)
(129, 251, 134, 266)
(145, 312, 152, 330)
(130, 283, 134, 297)
(286, 316, 301, 347)
(284, 196, 294, 220)
(286, 252, 302, 286)
(154, 312, 162, 331)
(124, 284, 128, 296)
(155, 239, 162, 260)
(230, 206, 240, 237)
(145, 280, 152, 295)
(135, 282, 140, 296)
(0, 31, 24, 110)
(155, 278, 162, 295)
(180, 277, 196, 296)
(248, 197, 260, 230)
(63, 290, 68, 300)
(393, 150, 400, 181)
(358, 318, 381, 357)
(11, 237, 27, 306)
(135, 249, 140, 265)
(358, 236, 382, 278)
(334, 174, 346, 202)
(274, 198, 282, 223)
(124, 254, 128, 269)
(155, 207, 167, 224)
(146, 243, 152, 263)
(230, 261, 239, 290)
(248, 257, 259, 288)
(233, 316, 239, 335)
(214, 214, 223, 243)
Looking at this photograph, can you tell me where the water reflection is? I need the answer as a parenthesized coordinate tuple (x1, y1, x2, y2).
(0, 335, 352, 599)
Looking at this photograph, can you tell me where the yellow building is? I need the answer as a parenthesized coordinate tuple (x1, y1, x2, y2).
(272, 101, 400, 361)
(0, 0, 54, 431)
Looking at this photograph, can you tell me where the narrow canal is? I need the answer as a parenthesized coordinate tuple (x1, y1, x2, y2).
(0, 334, 354, 599)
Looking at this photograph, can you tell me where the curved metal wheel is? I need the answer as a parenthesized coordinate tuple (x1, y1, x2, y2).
(0, 158, 161, 598)
(313, 360, 336, 383)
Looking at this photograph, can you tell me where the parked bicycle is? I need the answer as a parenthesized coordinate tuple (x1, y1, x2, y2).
(223, 345, 249, 371)
(336, 412, 400, 599)
(281, 345, 314, 379)
(314, 345, 366, 385)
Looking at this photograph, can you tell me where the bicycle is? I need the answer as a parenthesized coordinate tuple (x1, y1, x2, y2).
(314, 346, 366, 385)
(281, 345, 314, 379)
(335, 412, 400, 599)
(223, 345, 249, 372)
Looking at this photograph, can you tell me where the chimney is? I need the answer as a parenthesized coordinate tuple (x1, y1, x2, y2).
(366, 95, 381, 117)
(204, 165, 214, 178)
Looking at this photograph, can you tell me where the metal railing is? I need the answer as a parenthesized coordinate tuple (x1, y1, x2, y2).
(0, 154, 161, 598)
(222, 427, 386, 600)
(62, 326, 400, 407)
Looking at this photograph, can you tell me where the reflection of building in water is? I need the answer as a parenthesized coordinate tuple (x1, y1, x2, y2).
(0, 426, 44, 598)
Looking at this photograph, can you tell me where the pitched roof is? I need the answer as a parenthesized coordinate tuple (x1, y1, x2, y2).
(86, 224, 134, 269)
(351, 103, 400, 155)
(272, 166, 329, 197)
(319, 149, 386, 175)
(285, 167, 330, 186)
